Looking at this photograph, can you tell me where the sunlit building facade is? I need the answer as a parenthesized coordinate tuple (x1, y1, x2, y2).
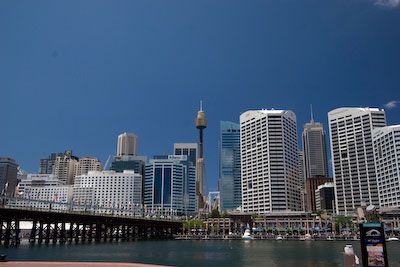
(373, 125, 400, 208)
(328, 107, 386, 215)
(240, 109, 301, 214)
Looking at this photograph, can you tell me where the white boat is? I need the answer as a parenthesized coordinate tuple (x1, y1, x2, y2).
(242, 229, 253, 240)
(387, 237, 399, 241)
(275, 235, 283, 241)
(326, 236, 334, 241)
(300, 233, 312, 241)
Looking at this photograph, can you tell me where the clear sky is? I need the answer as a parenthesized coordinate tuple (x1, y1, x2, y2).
(1, 0, 399, 191)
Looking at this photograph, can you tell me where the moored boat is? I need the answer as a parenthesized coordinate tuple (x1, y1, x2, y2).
(242, 229, 253, 240)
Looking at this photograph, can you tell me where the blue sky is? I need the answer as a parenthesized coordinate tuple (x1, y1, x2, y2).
(1, 0, 399, 191)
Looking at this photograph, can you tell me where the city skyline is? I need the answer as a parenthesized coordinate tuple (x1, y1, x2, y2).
(1, 0, 400, 192)
(2, 104, 399, 192)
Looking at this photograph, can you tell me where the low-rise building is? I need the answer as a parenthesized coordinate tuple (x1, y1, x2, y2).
(315, 182, 335, 212)
(15, 173, 72, 210)
(73, 170, 142, 215)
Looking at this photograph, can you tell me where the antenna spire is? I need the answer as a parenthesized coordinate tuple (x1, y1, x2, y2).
(310, 104, 314, 123)
(200, 100, 203, 111)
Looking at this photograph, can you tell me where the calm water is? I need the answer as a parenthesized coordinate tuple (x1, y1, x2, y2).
(2, 240, 400, 267)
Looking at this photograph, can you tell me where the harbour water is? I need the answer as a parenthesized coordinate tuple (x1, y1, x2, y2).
(2, 240, 400, 267)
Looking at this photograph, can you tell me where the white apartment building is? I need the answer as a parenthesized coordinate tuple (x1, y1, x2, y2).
(328, 107, 386, 215)
(373, 125, 400, 208)
(240, 109, 301, 214)
(16, 173, 72, 210)
(75, 157, 103, 176)
(73, 170, 142, 215)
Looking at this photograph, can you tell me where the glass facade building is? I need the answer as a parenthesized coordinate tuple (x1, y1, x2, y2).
(174, 143, 198, 167)
(144, 155, 196, 215)
(218, 121, 241, 212)
(110, 155, 146, 176)
(173, 144, 198, 214)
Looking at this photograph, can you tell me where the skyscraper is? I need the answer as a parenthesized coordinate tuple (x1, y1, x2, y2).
(373, 125, 400, 208)
(117, 132, 137, 156)
(0, 157, 18, 197)
(53, 150, 79, 185)
(144, 155, 196, 215)
(240, 109, 301, 214)
(302, 118, 328, 179)
(218, 121, 241, 212)
(75, 157, 103, 176)
(328, 107, 386, 215)
(173, 143, 198, 214)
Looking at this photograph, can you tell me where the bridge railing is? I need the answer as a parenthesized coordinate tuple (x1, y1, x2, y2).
(0, 196, 184, 222)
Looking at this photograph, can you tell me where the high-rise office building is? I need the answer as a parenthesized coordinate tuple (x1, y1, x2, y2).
(240, 109, 301, 214)
(53, 150, 79, 185)
(218, 121, 241, 212)
(373, 125, 400, 208)
(144, 155, 196, 215)
(117, 132, 137, 157)
(173, 143, 198, 167)
(173, 143, 198, 214)
(39, 152, 64, 174)
(75, 157, 103, 176)
(328, 107, 386, 215)
(302, 119, 328, 179)
(0, 157, 18, 197)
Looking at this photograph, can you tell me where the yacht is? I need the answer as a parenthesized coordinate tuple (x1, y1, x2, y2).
(387, 237, 399, 241)
(242, 229, 253, 240)
(275, 235, 283, 241)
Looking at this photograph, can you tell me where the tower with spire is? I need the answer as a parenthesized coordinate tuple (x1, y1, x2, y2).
(302, 105, 328, 179)
(302, 105, 330, 211)
(195, 101, 207, 211)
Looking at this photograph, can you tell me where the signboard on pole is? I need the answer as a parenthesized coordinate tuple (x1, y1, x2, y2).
(359, 223, 389, 267)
